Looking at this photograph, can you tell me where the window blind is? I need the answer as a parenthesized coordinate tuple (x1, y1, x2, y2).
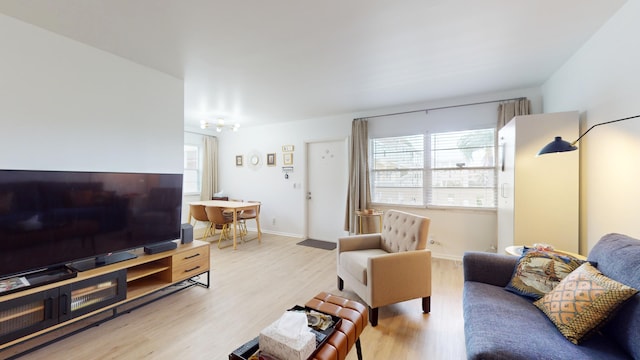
(429, 129, 496, 208)
(183, 144, 200, 194)
(370, 134, 425, 205)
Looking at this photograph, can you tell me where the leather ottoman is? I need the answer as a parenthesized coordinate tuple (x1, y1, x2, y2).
(305, 292, 367, 360)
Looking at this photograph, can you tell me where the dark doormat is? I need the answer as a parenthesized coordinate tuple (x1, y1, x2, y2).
(296, 239, 337, 250)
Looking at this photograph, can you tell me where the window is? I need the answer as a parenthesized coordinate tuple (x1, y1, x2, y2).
(183, 144, 200, 194)
(430, 128, 496, 208)
(370, 134, 424, 205)
(370, 128, 496, 209)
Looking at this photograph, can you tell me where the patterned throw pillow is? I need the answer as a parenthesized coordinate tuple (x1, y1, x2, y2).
(505, 250, 585, 299)
(534, 262, 638, 344)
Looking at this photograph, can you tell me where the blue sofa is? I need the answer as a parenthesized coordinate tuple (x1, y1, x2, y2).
(462, 233, 640, 359)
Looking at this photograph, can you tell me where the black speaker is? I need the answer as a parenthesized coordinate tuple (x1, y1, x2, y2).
(181, 223, 193, 244)
(144, 241, 177, 254)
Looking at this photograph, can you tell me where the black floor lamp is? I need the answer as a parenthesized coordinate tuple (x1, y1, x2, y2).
(537, 114, 640, 155)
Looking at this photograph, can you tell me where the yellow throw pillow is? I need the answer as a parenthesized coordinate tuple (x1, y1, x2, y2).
(534, 262, 638, 344)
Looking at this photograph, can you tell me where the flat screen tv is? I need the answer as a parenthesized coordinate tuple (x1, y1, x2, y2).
(0, 169, 183, 280)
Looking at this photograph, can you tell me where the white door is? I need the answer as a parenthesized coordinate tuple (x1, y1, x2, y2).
(306, 139, 348, 242)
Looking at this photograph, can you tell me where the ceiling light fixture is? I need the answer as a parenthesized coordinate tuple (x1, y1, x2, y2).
(537, 114, 640, 155)
(200, 118, 240, 132)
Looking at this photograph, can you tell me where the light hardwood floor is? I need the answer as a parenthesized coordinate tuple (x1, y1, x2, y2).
(16, 233, 467, 359)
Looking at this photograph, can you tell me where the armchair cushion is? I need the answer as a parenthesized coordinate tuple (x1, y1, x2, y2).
(340, 249, 387, 285)
(380, 210, 429, 253)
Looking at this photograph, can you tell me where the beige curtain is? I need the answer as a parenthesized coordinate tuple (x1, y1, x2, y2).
(345, 119, 371, 233)
(200, 136, 218, 201)
(498, 98, 531, 129)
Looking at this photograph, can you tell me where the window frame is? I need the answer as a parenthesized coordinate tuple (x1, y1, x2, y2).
(369, 127, 497, 211)
(183, 143, 201, 195)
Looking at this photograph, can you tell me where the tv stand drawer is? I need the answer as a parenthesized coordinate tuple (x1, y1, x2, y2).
(171, 246, 210, 282)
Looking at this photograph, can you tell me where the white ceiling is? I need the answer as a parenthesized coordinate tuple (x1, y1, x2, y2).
(0, 0, 627, 129)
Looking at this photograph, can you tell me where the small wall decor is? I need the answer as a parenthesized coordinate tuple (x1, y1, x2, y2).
(235, 155, 243, 167)
(282, 145, 294, 152)
(283, 153, 293, 165)
(247, 150, 263, 171)
(251, 154, 259, 166)
(282, 166, 294, 179)
(267, 153, 276, 166)
(249, 152, 260, 165)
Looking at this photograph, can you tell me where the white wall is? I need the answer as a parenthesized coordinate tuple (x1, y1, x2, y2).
(216, 115, 352, 238)
(541, 0, 640, 254)
(0, 14, 183, 174)
(216, 87, 542, 259)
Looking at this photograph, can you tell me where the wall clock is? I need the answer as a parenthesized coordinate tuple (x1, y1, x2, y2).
(247, 150, 262, 170)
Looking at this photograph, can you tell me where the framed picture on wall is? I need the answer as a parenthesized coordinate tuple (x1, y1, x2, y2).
(236, 155, 243, 167)
(267, 153, 276, 166)
(283, 153, 293, 165)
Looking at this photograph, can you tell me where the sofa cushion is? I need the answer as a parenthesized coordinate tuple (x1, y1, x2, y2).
(534, 262, 638, 344)
(463, 281, 630, 360)
(339, 249, 387, 285)
(505, 250, 584, 299)
(588, 233, 640, 359)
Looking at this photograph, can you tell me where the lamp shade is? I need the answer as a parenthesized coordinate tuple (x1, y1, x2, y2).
(536, 114, 639, 156)
(537, 136, 577, 155)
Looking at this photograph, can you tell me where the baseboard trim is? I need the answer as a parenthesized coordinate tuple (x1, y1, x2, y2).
(257, 229, 303, 238)
(431, 253, 463, 262)
(194, 226, 303, 240)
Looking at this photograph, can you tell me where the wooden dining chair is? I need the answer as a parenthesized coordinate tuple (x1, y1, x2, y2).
(189, 204, 212, 239)
(222, 198, 243, 222)
(205, 206, 235, 248)
(220, 199, 245, 239)
(238, 201, 260, 237)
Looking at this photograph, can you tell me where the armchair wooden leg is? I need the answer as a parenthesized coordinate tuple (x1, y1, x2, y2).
(337, 276, 344, 290)
(422, 296, 431, 313)
(369, 307, 378, 327)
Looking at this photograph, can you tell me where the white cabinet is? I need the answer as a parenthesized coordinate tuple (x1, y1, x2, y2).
(497, 111, 579, 254)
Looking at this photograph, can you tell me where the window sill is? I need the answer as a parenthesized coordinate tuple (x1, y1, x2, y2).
(427, 205, 496, 212)
(370, 202, 496, 213)
(369, 202, 425, 209)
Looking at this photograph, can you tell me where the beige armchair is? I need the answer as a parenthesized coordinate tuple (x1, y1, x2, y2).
(337, 210, 431, 326)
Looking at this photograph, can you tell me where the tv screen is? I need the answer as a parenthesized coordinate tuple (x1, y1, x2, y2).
(0, 170, 183, 278)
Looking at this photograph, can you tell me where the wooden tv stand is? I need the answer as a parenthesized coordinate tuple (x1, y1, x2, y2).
(0, 240, 210, 358)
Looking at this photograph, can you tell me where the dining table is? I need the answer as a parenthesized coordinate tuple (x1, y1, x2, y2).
(188, 200, 261, 250)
